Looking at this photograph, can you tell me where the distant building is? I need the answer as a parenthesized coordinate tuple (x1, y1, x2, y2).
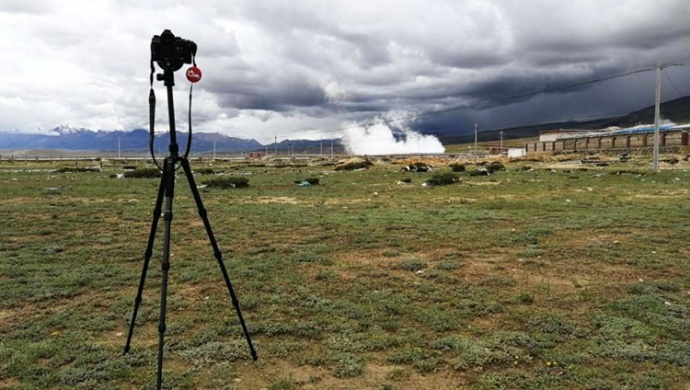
(487, 146, 505, 155)
(527, 124, 690, 154)
(245, 151, 266, 159)
(487, 146, 527, 158)
(507, 148, 526, 158)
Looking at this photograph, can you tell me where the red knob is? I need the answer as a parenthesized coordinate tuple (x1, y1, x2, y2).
(186, 66, 202, 83)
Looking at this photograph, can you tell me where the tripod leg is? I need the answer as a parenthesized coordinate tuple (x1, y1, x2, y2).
(180, 159, 258, 361)
(124, 160, 168, 355)
(156, 156, 176, 390)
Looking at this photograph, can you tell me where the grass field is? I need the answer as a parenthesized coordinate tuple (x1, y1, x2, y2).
(1, 154, 689, 389)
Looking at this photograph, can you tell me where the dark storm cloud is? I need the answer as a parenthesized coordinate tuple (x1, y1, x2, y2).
(216, 0, 690, 136)
(215, 79, 326, 112)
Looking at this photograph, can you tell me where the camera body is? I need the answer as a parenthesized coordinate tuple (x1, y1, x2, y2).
(151, 29, 197, 72)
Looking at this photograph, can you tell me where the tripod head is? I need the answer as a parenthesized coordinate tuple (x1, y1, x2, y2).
(148, 30, 201, 161)
(151, 29, 197, 72)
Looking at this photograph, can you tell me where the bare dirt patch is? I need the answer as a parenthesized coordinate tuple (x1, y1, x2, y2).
(228, 360, 470, 390)
(0, 308, 15, 324)
(254, 196, 301, 205)
(0, 377, 21, 388)
(625, 189, 689, 200)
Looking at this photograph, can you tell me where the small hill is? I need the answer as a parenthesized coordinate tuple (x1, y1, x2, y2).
(439, 95, 690, 145)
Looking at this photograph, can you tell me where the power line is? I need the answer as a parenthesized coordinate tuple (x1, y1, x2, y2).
(663, 68, 685, 97)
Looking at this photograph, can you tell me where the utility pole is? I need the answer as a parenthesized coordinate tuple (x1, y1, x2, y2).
(331, 139, 334, 158)
(320, 137, 323, 156)
(500, 130, 504, 156)
(274, 135, 277, 156)
(474, 123, 478, 161)
(653, 64, 661, 172)
(213, 140, 216, 161)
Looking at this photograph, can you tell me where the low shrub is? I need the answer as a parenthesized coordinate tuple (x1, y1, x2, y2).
(333, 354, 366, 378)
(450, 163, 466, 172)
(195, 168, 215, 175)
(123, 168, 162, 178)
(486, 162, 506, 173)
(515, 293, 534, 304)
(202, 176, 249, 188)
(436, 260, 460, 270)
(335, 161, 373, 171)
(425, 172, 460, 186)
(54, 167, 100, 173)
(468, 169, 490, 176)
(403, 162, 432, 172)
(395, 259, 427, 271)
(294, 178, 320, 185)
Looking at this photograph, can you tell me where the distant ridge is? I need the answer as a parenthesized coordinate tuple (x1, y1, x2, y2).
(0, 127, 261, 153)
(0, 126, 345, 154)
(439, 95, 690, 145)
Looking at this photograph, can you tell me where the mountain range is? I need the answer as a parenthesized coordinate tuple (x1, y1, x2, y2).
(1, 96, 688, 152)
(0, 126, 341, 154)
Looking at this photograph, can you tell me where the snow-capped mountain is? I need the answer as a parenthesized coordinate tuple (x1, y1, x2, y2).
(50, 125, 93, 136)
(0, 126, 264, 152)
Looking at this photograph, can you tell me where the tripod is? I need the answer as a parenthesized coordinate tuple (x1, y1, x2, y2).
(123, 67, 257, 390)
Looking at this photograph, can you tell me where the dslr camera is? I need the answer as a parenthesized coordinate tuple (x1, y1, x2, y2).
(151, 29, 197, 72)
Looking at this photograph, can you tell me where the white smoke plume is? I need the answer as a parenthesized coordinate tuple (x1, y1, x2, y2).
(342, 118, 445, 155)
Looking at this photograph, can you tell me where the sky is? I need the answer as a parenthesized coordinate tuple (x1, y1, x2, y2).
(1, 0, 689, 148)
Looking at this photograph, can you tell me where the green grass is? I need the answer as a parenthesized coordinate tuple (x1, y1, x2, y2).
(1, 156, 689, 389)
